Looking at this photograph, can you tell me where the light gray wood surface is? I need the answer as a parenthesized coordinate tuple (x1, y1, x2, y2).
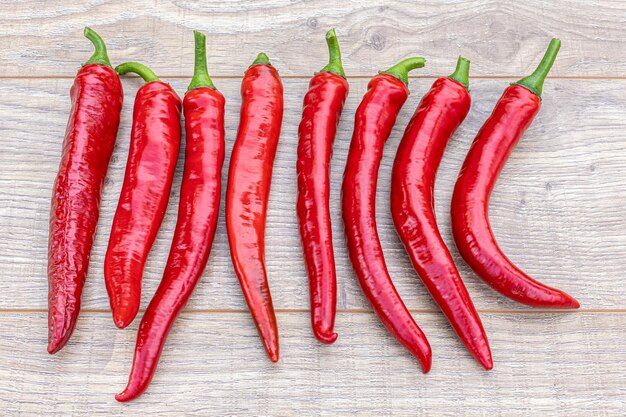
(1, 1, 625, 416)
(1, 0, 625, 77)
(2, 313, 625, 416)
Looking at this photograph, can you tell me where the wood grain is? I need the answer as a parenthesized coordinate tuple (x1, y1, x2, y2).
(1, 77, 624, 312)
(1, 312, 624, 416)
(0, 0, 624, 77)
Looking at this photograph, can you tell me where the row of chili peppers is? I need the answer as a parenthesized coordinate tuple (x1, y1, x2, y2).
(48, 27, 578, 401)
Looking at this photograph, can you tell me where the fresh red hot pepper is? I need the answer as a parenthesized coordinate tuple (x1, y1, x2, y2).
(391, 57, 492, 369)
(226, 52, 284, 362)
(48, 28, 123, 354)
(296, 29, 348, 344)
(105, 62, 182, 328)
(116, 32, 224, 402)
(451, 39, 579, 308)
(342, 58, 431, 372)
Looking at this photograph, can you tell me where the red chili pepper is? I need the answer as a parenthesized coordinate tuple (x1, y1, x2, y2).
(105, 62, 182, 328)
(296, 29, 348, 344)
(342, 58, 431, 372)
(451, 39, 579, 308)
(226, 52, 284, 362)
(48, 28, 123, 354)
(116, 32, 224, 402)
(391, 57, 492, 369)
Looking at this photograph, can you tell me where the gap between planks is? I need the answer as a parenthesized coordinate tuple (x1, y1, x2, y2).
(2, 75, 626, 80)
(1, 308, 623, 314)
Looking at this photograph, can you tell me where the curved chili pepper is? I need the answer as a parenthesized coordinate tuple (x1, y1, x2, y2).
(451, 39, 579, 308)
(226, 52, 284, 362)
(105, 62, 182, 328)
(116, 32, 224, 402)
(48, 28, 123, 354)
(296, 29, 348, 344)
(391, 57, 492, 369)
(342, 58, 431, 372)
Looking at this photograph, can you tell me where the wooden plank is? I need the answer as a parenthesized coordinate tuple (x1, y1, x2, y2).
(1, 312, 624, 415)
(1, 77, 624, 311)
(0, 0, 624, 77)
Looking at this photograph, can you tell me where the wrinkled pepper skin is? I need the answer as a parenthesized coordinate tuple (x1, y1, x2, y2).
(48, 29, 123, 354)
(105, 80, 182, 328)
(342, 71, 431, 372)
(226, 56, 284, 362)
(451, 85, 579, 308)
(116, 87, 225, 402)
(297, 71, 348, 344)
(391, 74, 492, 370)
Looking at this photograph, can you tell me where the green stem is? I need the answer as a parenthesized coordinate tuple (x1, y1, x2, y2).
(380, 57, 426, 86)
(115, 62, 160, 83)
(318, 28, 345, 78)
(513, 38, 561, 98)
(251, 52, 271, 67)
(448, 56, 470, 90)
(83, 27, 111, 67)
(187, 31, 216, 91)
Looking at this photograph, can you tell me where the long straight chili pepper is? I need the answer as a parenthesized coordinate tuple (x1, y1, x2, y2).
(226, 52, 284, 362)
(391, 57, 492, 369)
(342, 57, 432, 372)
(116, 32, 224, 402)
(48, 28, 123, 354)
(451, 39, 579, 308)
(296, 29, 348, 344)
(105, 62, 182, 328)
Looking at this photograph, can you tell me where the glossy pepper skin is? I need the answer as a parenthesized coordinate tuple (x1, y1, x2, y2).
(105, 62, 182, 328)
(226, 52, 284, 362)
(391, 57, 492, 369)
(342, 58, 431, 372)
(48, 28, 123, 354)
(296, 29, 348, 344)
(451, 39, 579, 309)
(116, 32, 224, 402)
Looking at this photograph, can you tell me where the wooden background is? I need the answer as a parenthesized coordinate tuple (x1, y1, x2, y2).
(1, 0, 625, 415)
